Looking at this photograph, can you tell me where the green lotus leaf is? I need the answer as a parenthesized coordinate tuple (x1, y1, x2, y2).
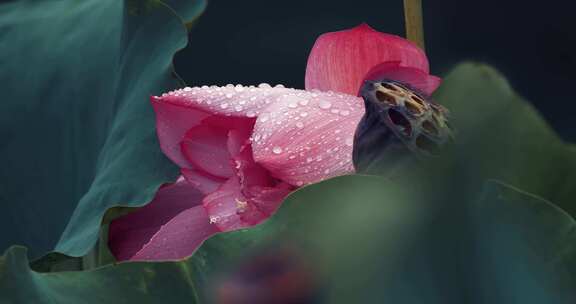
(1, 175, 574, 303)
(431, 63, 576, 216)
(0, 0, 205, 258)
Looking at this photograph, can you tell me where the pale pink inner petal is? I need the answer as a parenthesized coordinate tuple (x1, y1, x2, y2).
(251, 90, 364, 186)
(181, 168, 226, 195)
(202, 128, 294, 231)
(305, 23, 430, 96)
(108, 177, 207, 261)
(181, 124, 234, 178)
(202, 177, 251, 231)
(363, 62, 442, 96)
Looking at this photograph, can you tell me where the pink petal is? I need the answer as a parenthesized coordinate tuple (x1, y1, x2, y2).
(203, 176, 292, 232)
(152, 97, 211, 168)
(363, 61, 441, 96)
(251, 90, 364, 186)
(181, 168, 225, 195)
(204, 140, 294, 231)
(130, 204, 217, 261)
(305, 23, 430, 96)
(108, 177, 216, 261)
(202, 177, 253, 231)
(153, 85, 294, 169)
(156, 84, 297, 119)
(181, 123, 234, 178)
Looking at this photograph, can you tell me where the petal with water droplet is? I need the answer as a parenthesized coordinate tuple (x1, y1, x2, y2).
(252, 90, 364, 185)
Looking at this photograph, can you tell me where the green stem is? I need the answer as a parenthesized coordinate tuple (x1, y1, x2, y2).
(403, 0, 426, 50)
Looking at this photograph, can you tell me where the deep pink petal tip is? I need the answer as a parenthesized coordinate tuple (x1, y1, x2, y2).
(305, 23, 430, 96)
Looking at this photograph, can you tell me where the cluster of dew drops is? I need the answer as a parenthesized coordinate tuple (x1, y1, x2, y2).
(162, 83, 365, 186)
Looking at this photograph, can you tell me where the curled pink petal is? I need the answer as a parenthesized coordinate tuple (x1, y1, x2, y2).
(109, 177, 216, 261)
(305, 23, 430, 96)
(204, 126, 294, 231)
(181, 124, 234, 178)
(152, 97, 211, 168)
(251, 90, 364, 186)
(363, 62, 441, 96)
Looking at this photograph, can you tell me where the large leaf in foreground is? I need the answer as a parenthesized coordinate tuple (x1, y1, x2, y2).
(431, 63, 576, 216)
(0, 0, 205, 257)
(1, 176, 574, 303)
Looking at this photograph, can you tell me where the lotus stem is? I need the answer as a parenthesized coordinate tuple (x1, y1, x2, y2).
(403, 0, 425, 50)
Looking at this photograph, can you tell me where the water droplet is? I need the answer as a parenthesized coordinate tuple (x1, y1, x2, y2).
(225, 93, 234, 98)
(258, 83, 271, 89)
(345, 137, 353, 146)
(306, 157, 313, 163)
(288, 102, 298, 108)
(296, 181, 304, 186)
(225, 84, 234, 88)
(289, 155, 296, 159)
(239, 99, 247, 105)
(250, 96, 257, 101)
(183, 87, 192, 91)
(330, 109, 340, 114)
(334, 129, 341, 134)
(220, 103, 229, 109)
(300, 112, 308, 117)
(272, 146, 283, 154)
(246, 111, 256, 118)
(234, 85, 244, 92)
(340, 110, 350, 116)
(299, 99, 309, 106)
(275, 84, 285, 88)
(318, 100, 332, 109)
(296, 122, 304, 128)
(234, 105, 243, 112)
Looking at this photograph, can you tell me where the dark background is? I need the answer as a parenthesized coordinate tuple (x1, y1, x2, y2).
(175, 0, 576, 141)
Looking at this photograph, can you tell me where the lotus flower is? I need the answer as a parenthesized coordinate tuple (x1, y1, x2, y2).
(108, 23, 440, 261)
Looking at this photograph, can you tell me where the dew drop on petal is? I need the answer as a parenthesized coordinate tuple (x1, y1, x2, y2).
(340, 110, 350, 116)
(272, 146, 283, 154)
(345, 137, 354, 146)
(183, 87, 192, 92)
(258, 83, 271, 89)
(246, 111, 256, 118)
(220, 103, 229, 109)
(296, 122, 304, 128)
(300, 112, 308, 117)
(318, 100, 332, 109)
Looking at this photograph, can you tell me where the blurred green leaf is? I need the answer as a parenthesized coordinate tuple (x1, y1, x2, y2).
(431, 63, 576, 216)
(0, 0, 205, 258)
(1, 176, 574, 303)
